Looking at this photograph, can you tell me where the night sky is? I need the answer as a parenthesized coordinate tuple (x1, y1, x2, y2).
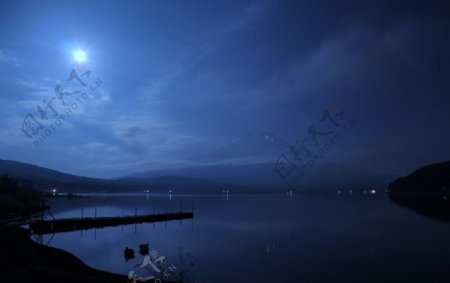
(0, 0, 449, 179)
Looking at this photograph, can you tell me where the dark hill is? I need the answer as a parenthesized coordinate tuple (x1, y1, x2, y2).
(388, 161, 450, 192)
(0, 159, 245, 194)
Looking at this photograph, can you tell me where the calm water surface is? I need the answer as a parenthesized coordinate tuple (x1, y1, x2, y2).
(33, 193, 450, 283)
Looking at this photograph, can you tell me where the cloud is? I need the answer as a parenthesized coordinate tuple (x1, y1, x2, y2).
(266, 19, 447, 103)
(15, 72, 112, 129)
(15, 78, 51, 91)
(14, 79, 54, 110)
(0, 49, 20, 67)
(219, 0, 270, 34)
(137, 64, 184, 103)
(32, 114, 206, 177)
(100, 114, 201, 157)
(0, 113, 42, 147)
(137, 0, 270, 106)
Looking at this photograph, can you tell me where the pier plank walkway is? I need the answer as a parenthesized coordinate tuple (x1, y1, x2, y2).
(30, 211, 193, 234)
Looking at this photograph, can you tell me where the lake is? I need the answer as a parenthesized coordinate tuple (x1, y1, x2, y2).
(32, 192, 450, 283)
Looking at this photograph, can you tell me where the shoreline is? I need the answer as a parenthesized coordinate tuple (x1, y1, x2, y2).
(0, 226, 128, 283)
(0, 181, 178, 283)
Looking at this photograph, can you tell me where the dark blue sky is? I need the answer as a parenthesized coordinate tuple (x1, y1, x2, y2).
(1, 0, 449, 178)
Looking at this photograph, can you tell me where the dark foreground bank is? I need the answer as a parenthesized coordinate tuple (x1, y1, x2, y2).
(0, 227, 129, 283)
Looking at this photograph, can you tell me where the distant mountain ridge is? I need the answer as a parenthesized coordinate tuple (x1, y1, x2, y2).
(0, 156, 397, 194)
(0, 159, 100, 184)
(126, 162, 396, 190)
(145, 130, 397, 190)
(0, 159, 239, 194)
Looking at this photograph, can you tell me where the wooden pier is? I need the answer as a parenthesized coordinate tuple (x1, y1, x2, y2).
(29, 211, 193, 234)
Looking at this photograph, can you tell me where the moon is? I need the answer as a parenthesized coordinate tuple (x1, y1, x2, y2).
(73, 49, 87, 63)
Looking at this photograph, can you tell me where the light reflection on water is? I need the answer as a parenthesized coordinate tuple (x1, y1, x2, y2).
(33, 193, 450, 283)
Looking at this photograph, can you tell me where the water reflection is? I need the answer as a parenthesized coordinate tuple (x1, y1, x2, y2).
(31, 194, 450, 283)
(389, 193, 450, 222)
(124, 247, 135, 261)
